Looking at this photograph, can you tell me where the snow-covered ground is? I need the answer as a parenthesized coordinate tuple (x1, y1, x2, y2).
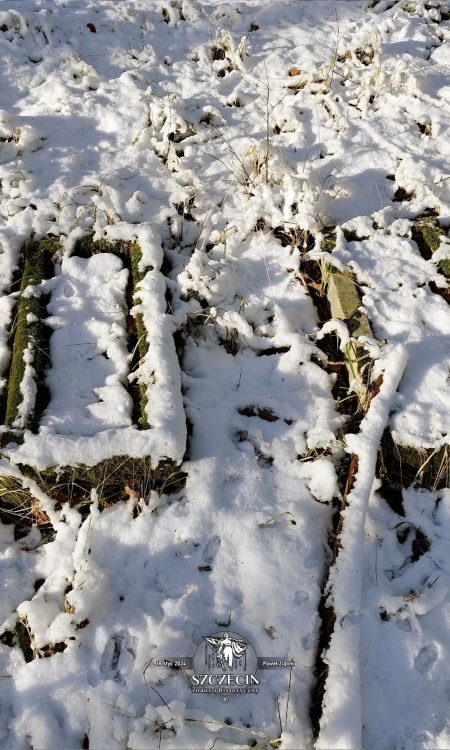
(0, 0, 449, 748)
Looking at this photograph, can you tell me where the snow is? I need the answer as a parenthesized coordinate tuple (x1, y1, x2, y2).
(359, 485, 450, 749)
(0, 0, 449, 748)
(317, 343, 408, 749)
(42, 253, 131, 436)
(13, 342, 37, 429)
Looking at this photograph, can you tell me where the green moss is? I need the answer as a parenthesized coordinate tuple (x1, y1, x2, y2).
(129, 243, 150, 428)
(419, 224, 442, 253)
(18, 455, 186, 505)
(38, 236, 63, 259)
(411, 218, 443, 257)
(0, 456, 186, 523)
(133, 312, 149, 427)
(438, 258, 450, 279)
(320, 228, 337, 253)
(410, 215, 450, 279)
(3, 241, 53, 431)
(379, 429, 448, 493)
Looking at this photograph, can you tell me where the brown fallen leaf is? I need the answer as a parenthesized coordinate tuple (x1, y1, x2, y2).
(124, 485, 139, 502)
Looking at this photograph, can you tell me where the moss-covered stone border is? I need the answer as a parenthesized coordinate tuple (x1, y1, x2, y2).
(0, 457, 186, 516)
(1, 234, 186, 522)
(438, 258, 450, 279)
(326, 269, 373, 387)
(2, 239, 55, 436)
(320, 227, 337, 253)
(378, 428, 448, 502)
(411, 216, 449, 282)
(411, 216, 443, 258)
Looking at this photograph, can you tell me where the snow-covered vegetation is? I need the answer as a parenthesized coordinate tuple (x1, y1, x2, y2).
(0, 0, 449, 748)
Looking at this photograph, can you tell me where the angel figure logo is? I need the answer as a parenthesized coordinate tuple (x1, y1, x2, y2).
(191, 631, 259, 696)
(204, 633, 247, 671)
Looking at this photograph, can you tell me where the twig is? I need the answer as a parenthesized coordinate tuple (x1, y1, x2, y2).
(285, 664, 293, 728)
(142, 660, 172, 712)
